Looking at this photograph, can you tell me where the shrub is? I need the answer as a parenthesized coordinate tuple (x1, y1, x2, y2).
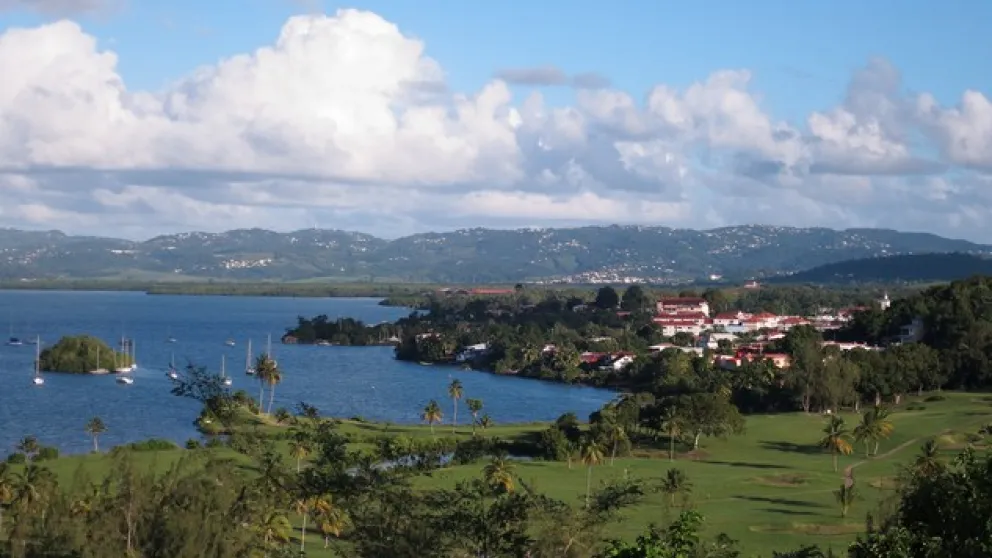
(906, 404, 927, 411)
(205, 437, 225, 449)
(924, 395, 946, 402)
(185, 439, 202, 449)
(35, 446, 60, 461)
(127, 438, 179, 452)
(6, 453, 26, 464)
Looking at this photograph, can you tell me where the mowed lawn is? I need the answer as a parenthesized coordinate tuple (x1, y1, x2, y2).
(19, 393, 992, 556)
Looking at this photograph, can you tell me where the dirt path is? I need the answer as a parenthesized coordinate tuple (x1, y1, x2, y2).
(842, 434, 930, 478)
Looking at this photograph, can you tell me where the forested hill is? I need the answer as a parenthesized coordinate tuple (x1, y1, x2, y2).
(767, 253, 992, 285)
(0, 225, 987, 283)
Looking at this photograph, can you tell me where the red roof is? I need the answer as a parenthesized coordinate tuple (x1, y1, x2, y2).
(753, 312, 778, 319)
(580, 352, 607, 364)
(653, 318, 703, 325)
(714, 311, 747, 320)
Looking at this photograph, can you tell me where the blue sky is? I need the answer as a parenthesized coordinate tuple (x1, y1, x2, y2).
(0, 0, 990, 240)
(3, 0, 988, 124)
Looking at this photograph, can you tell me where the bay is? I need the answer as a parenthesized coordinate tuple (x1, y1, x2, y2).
(0, 290, 615, 455)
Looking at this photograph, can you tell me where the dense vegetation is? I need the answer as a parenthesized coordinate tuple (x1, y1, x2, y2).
(38, 336, 130, 374)
(767, 253, 992, 285)
(0, 225, 987, 282)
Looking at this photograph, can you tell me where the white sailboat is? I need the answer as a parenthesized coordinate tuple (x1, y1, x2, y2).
(116, 375, 134, 385)
(244, 339, 256, 376)
(32, 337, 44, 386)
(166, 352, 179, 380)
(113, 337, 131, 374)
(221, 355, 232, 386)
(90, 345, 108, 374)
(7, 321, 22, 346)
(129, 339, 138, 371)
(225, 338, 236, 347)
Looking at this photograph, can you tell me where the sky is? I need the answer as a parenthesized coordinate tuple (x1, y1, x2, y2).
(0, 0, 990, 241)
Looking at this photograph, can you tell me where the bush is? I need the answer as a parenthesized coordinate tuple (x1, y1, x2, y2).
(127, 438, 179, 452)
(924, 395, 946, 402)
(205, 437, 225, 449)
(6, 452, 26, 464)
(35, 446, 60, 461)
(185, 439, 202, 449)
(906, 404, 927, 411)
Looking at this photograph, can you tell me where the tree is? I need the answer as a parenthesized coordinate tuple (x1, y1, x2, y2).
(818, 415, 853, 472)
(422, 400, 443, 437)
(580, 437, 604, 509)
(467, 398, 484, 435)
(854, 405, 895, 457)
(313, 495, 350, 549)
(483, 455, 515, 494)
(660, 468, 692, 507)
(678, 393, 745, 450)
(0, 463, 12, 531)
(594, 286, 621, 310)
(621, 285, 652, 311)
(16, 435, 40, 462)
(293, 496, 319, 553)
(85, 416, 107, 453)
(289, 434, 312, 473)
(911, 438, 943, 478)
(448, 378, 463, 433)
(479, 414, 493, 432)
(834, 482, 858, 518)
(254, 353, 277, 413)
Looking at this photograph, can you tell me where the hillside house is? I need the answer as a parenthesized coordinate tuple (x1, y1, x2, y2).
(701, 332, 737, 350)
(656, 297, 710, 317)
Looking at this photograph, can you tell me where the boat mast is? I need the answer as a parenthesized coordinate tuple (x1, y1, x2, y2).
(34, 336, 40, 377)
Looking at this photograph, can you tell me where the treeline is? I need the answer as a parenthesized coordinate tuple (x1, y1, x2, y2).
(146, 282, 431, 298)
(283, 316, 403, 345)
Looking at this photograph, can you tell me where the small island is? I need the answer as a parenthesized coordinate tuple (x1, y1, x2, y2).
(40, 335, 132, 374)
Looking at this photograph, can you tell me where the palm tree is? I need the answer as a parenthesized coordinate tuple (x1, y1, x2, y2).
(448, 378, 464, 433)
(16, 435, 39, 462)
(483, 456, 515, 494)
(661, 468, 692, 507)
(422, 400, 443, 437)
(913, 438, 943, 477)
(818, 415, 853, 471)
(85, 417, 107, 453)
(13, 465, 55, 527)
(254, 353, 274, 413)
(853, 405, 895, 457)
(293, 496, 319, 553)
(289, 437, 312, 473)
(579, 437, 604, 509)
(257, 511, 292, 550)
(479, 414, 493, 432)
(313, 495, 350, 549)
(467, 398, 484, 435)
(0, 463, 13, 530)
(661, 406, 682, 462)
(606, 421, 628, 466)
(264, 364, 283, 416)
(834, 482, 858, 518)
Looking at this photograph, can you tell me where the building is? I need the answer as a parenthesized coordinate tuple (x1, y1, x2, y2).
(656, 297, 710, 317)
(878, 292, 891, 310)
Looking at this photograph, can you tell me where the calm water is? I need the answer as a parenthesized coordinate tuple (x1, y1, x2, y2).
(0, 291, 614, 455)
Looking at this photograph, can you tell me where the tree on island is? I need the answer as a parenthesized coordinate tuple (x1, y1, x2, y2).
(39, 335, 129, 374)
(85, 417, 107, 453)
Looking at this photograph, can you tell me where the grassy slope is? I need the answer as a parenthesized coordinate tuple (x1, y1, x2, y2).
(21, 393, 992, 556)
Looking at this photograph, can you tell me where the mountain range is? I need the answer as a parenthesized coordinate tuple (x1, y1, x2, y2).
(0, 225, 988, 284)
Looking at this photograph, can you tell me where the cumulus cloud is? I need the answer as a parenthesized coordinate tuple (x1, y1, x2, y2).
(0, 9, 990, 240)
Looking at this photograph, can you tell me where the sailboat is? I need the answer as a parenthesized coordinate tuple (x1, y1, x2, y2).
(90, 345, 108, 374)
(166, 352, 179, 380)
(7, 321, 22, 346)
(244, 339, 256, 376)
(225, 338, 236, 347)
(116, 375, 134, 385)
(221, 355, 232, 387)
(166, 327, 177, 344)
(32, 337, 44, 386)
(129, 339, 138, 371)
(113, 338, 131, 374)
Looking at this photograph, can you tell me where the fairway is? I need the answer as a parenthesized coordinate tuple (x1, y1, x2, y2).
(17, 392, 992, 556)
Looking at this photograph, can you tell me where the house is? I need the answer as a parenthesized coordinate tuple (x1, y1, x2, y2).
(652, 317, 708, 337)
(610, 353, 637, 371)
(455, 343, 489, 362)
(701, 332, 737, 350)
(713, 311, 749, 327)
(580, 352, 608, 365)
(822, 341, 881, 352)
(743, 281, 760, 289)
(656, 297, 710, 317)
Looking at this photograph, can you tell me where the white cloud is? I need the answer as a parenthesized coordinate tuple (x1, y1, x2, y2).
(0, 10, 989, 240)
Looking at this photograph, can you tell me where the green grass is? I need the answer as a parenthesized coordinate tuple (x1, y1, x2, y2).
(14, 393, 992, 556)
